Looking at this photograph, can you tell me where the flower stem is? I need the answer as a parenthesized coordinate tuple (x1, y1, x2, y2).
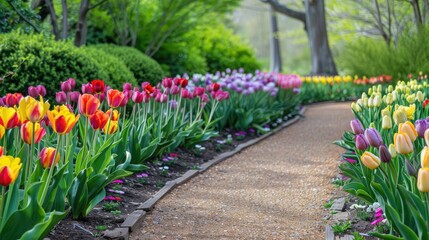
(0, 186, 5, 224)
(40, 135, 61, 205)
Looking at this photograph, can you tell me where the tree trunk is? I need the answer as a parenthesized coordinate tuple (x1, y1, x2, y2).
(45, 0, 60, 39)
(74, 0, 90, 46)
(304, 0, 337, 75)
(61, 0, 68, 39)
(410, 0, 423, 26)
(269, 5, 282, 73)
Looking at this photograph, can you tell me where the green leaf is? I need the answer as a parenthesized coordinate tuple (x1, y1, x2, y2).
(386, 205, 419, 240)
(369, 232, 404, 240)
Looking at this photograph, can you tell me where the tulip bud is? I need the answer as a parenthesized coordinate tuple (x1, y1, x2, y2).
(61, 80, 72, 92)
(67, 78, 76, 89)
(56, 92, 67, 104)
(0, 155, 22, 186)
(387, 85, 393, 93)
(398, 121, 418, 141)
(355, 134, 369, 150)
(360, 151, 381, 170)
(82, 83, 94, 94)
(36, 85, 46, 97)
(170, 85, 180, 95)
(388, 144, 397, 158)
(123, 82, 133, 91)
(373, 95, 381, 107)
(418, 168, 429, 192)
(394, 133, 414, 154)
(379, 144, 391, 163)
(39, 147, 60, 169)
(28, 86, 39, 98)
(69, 91, 80, 103)
(385, 93, 393, 105)
(377, 85, 382, 93)
(162, 78, 173, 88)
(417, 91, 425, 102)
(393, 107, 407, 125)
(382, 115, 392, 129)
(350, 119, 364, 134)
(368, 96, 374, 108)
(364, 128, 383, 148)
(0, 146, 3, 157)
(415, 120, 429, 138)
(351, 102, 361, 112)
(405, 159, 417, 177)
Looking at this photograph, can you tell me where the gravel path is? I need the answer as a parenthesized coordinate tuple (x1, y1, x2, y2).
(130, 102, 353, 240)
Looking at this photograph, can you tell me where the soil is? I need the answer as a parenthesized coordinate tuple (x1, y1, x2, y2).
(47, 125, 282, 240)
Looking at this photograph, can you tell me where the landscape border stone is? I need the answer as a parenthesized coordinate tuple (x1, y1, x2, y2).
(106, 107, 306, 239)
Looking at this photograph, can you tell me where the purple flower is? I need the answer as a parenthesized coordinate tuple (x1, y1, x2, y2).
(364, 128, 383, 148)
(350, 119, 364, 134)
(136, 173, 149, 178)
(56, 91, 67, 104)
(415, 119, 429, 138)
(112, 179, 124, 184)
(379, 144, 391, 163)
(28, 86, 40, 98)
(355, 134, 369, 150)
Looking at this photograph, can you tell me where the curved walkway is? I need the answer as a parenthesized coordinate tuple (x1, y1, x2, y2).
(131, 102, 353, 240)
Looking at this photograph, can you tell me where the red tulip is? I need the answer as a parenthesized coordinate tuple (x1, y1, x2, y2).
(91, 80, 105, 94)
(89, 110, 109, 130)
(78, 94, 100, 117)
(4, 93, 22, 107)
(21, 121, 46, 145)
(107, 89, 125, 108)
(39, 147, 60, 169)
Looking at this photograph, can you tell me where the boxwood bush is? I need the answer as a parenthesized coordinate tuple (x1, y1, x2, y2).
(94, 44, 164, 85)
(0, 32, 135, 96)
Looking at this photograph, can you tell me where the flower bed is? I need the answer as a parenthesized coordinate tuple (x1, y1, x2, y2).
(0, 69, 302, 239)
(335, 77, 429, 239)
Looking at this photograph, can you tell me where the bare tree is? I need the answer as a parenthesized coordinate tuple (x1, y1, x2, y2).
(106, 0, 140, 46)
(269, 5, 282, 72)
(262, 0, 337, 75)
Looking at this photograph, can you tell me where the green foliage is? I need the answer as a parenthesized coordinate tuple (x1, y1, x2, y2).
(81, 46, 137, 88)
(198, 24, 261, 73)
(95, 44, 164, 84)
(331, 221, 351, 234)
(0, 0, 41, 33)
(338, 26, 429, 79)
(0, 32, 132, 96)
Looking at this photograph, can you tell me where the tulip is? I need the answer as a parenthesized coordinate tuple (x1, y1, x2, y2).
(162, 78, 173, 88)
(4, 93, 22, 107)
(364, 128, 383, 148)
(143, 83, 154, 95)
(405, 104, 416, 120)
(406, 94, 416, 104)
(0, 155, 22, 186)
(351, 102, 361, 112)
(181, 89, 190, 99)
(418, 168, 429, 192)
(55, 91, 67, 104)
(350, 119, 364, 134)
(360, 151, 381, 170)
(0, 125, 4, 140)
(67, 78, 76, 89)
(0, 147, 3, 156)
(107, 89, 125, 108)
(46, 105, 80, 135)
(19, 96, 50, 123)
(69, 91, 80, 103)
(78, 94, 100, 117)
(417, 91, 424, 102)
(36, 85, 46, 97)
(194, 87, 205, 96)
(103, 120, 118, 134)
(388, 144, 397, 158)
(179, 78, 188, 88)
(406, 159, 417, 177)
(123, 82, 133, 91)
(89, 110, 109, 130)
(381, 108, 390, 117)
(28, 86, 40, 98)
(393, 107, 408, 125)
(91, 80, 105, 94)
(355, 134, 369, 150)
(39, 147, 60, 169)
(382, 116, 392, 129)
(398, 121, 418, 142)
(379, 144, 391, 163)
(170, 85, 180, 95)
(415, 119, 429, 138)
(424, 99, 429, 108)
(132, 91, 144, 103)
(0, 107, 20, 129)
(61, 80, 72, 92)
(20, 122, 46, 145)
(82, 83, 94, 94)
(394, 133, 414, 154)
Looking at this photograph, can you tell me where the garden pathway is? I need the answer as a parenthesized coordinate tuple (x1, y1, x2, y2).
(130, 102, 353, 240)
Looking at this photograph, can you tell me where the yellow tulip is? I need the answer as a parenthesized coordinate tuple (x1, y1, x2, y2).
(360, 151, 381, 170)
(417, 168, 429, 192)
(398, 121, 418, 141)
(406, 94, 416, 104)
(103, 120, 119, 134)
(381, 108, 390, 117)
(47, 105, 80, 135)
(405, 104, 415, 120)
(351, 102, 361, 112)
(393, 107, 408, 125)
(417, 91, 424, 102)
(382, 115, 392, 129)
(373, 95, 381, 107)
(19, 96, 50, 123)
(425, 129, 429, 146)
(394, 133, 414, 154)
(0, 155, 22, 186)
(421, 147, 429, 168)
(389, 144, 397, 158)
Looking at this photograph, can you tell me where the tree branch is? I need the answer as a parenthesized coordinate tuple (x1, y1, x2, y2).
(89, 0, 107, 10)
(6, 0, 41, 32)
(260, 0, 305, 22)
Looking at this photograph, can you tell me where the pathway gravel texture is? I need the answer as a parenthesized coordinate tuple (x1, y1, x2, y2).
(131, 102, 354, 240)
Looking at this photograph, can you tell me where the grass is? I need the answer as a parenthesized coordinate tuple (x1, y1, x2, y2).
(324, 199, 334, 209)
(332, 221, 352, 234)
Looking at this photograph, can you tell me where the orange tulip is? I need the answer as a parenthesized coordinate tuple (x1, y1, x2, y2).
(0, 155, 22, 187)
(20, 121, 46, 145)
(418, 168, 429, 192)
(106, 109, 120, 121)
(47, 105, 80, 135)
(394, 133, 414, 154)
(107, 89, 125, 108)
(19, 96, 50, 123)
(78, 94, 100, 117)
(39, 147, 60, 169)
(89, 110, 109, 130)
(360, 151, 381, 170)
(0, 107, 20, 129)
(103, 120, 119, 134)
(398, 121, 418, 142)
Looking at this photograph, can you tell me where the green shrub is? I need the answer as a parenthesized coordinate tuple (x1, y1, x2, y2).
(0, 32, 133, 96)
(338, 26, 429, 79)
(81, 47, 137, 88)
(0, 33, 96, 96)
(95, 44, 164, 84)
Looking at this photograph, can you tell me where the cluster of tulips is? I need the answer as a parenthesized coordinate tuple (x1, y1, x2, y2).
(337, 79, 429, 239)
(353, 75, 393, 85)
(184, 69, 302, 131)
(300, 75, 372, 103)
(0, 75, 234, 239)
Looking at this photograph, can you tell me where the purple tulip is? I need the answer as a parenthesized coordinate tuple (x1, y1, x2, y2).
(28, 86, 39, 98)
(350, 119, 364, 134)
(67, 78, 76, 89)
(132, 91, 144, 103)
(379, 144, 391, 163)
(355, 134, 369, 150)
(201, 93, 209, 103)
(415, 119, 429, 138)
(123, 82, 132, 91)
(69, 91, 80, 103)
(162, 78, 173, 88)
(56, 91, 67, 104)
(81, 83, 93, 94)
(36, 85, 46, 97)
(160, 93, 168, 103)
(170, 85, 180, 95)
(364, 128, 383, 148)
(61, 80, 72, 92)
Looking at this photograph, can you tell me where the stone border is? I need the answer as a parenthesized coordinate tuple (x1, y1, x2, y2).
(103, 107, 306, 239)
